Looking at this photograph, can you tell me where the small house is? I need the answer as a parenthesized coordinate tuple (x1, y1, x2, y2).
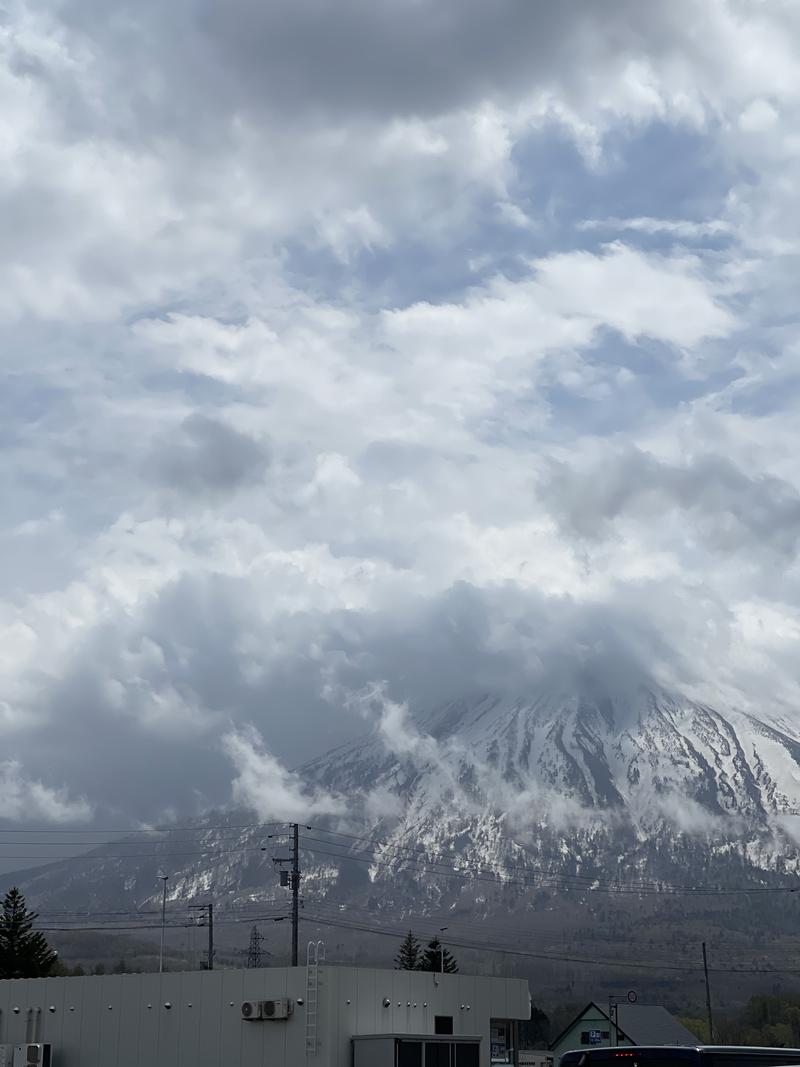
(549, 1002, 699, 1061)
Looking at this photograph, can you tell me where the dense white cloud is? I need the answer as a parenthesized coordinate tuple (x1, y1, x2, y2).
(223, 726, 345, 821)
(0, 762, 91, 824)
(1, 0, 800, 824)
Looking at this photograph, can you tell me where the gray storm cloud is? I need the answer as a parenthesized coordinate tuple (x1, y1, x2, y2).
(7, 578, 704, 824)
(0, 0, 799, 829)
(54, 0, 708, 124)
(148, 414, 269, 497)
(541, 447, 800, 558)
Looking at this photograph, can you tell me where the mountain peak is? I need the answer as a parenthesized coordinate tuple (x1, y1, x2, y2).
(308, 685, 800, 838)
(5, 685, 800, 951)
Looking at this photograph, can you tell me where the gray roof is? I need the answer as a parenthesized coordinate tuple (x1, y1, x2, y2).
(616, 1005, 699, 1046)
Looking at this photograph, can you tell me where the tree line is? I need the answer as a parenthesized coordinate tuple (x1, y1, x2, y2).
(680, 994, 800, 1048)
(395, 931, 458, 973)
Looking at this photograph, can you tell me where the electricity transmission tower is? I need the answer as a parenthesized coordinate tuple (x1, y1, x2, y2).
(247, 925, 265, 969)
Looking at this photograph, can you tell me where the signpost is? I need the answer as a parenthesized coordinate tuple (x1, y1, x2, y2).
(608, 991, 637, 1046)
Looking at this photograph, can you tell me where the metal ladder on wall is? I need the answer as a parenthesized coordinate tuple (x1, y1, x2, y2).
(305, 939, 326, 1055)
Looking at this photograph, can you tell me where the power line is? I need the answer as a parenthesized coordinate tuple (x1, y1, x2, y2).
(0, 828, 293, 848)
(300, 838, 798, 897)
(31, 899, 304, 924)
(0, 821, 284, 836)
(29, 889, 800, 970)
(35, 902, 800, 972)
(34, 910, 291, 933)
(0, 845, 279, 862)
(301, 912, 800, 976)
(33, 903, 292, 922)
(3, 818, 795, 897)
(31, 894, 789, 955)
(302, 897, 785, 954)
(303, 825, 800, 895)
(301, 898, 800, 968)
(11, 835, 789, 900)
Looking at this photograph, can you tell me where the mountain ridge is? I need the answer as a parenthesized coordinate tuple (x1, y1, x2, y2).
(6, 683, 800, 954)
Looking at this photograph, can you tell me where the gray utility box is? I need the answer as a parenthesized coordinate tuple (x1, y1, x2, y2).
(353, 1034, 480, 1066)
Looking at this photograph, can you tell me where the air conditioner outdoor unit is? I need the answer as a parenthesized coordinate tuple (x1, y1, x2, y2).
(14, 1046, 52, 1067)
(242, 998, 292, 1021)
(262, 998, 292, 1020)
(241, 1000, 264, 1021)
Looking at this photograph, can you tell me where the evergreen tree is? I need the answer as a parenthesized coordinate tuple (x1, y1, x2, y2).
(418, 937, 458, 973)
(0, 888, 57, 979)
(519, 1005, 551, 1049)
(394, 930, 422, 970)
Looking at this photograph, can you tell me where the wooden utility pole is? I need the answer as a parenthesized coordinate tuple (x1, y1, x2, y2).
(703, 942, 715, 1042)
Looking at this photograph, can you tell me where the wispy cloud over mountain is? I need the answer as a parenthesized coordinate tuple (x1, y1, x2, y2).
(2, 0, 800, 825)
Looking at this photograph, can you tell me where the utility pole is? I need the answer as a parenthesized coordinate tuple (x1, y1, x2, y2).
(703, 942, 715, 1042)
(270, 822, 301, 966)
(439, 927, 448, 975)
(159, 874, 169, 974)
(208, 902, 214, 970)
(189, 903, 214, 970)
(291, 823, 300, 967)
(608, 992, 636, 1047)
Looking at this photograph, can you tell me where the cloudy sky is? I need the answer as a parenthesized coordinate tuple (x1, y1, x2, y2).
(2, 0, 800, 826)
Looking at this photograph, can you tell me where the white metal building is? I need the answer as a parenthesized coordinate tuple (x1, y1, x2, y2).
(0, 960, 531, 1067)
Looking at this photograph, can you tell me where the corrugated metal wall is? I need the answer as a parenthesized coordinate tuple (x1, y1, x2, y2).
(0, 969, 310, 1067)
(0, 966, 529, 1067)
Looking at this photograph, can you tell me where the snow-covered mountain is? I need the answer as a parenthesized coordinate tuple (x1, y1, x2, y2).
(309, 683, 800, 843)
(297, 683, 800, 908)
(9, 684, 800, 935)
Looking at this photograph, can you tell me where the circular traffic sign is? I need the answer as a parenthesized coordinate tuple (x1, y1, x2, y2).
(627, 991, 638, 1003)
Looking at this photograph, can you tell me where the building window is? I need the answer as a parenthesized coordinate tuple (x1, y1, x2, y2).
(426, 1044, 452, 1067)
(456, 1047, 479, 1067)
(398, 1040, 423, 1067)
(435, 1015, 454, 1035)
(393, 1039, 480, 1066)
